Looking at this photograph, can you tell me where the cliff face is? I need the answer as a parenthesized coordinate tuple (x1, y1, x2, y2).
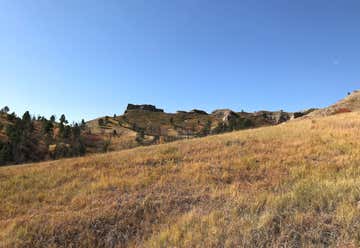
(125, 104, 164, 113)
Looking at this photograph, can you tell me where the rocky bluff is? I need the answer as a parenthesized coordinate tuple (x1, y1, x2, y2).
(125, 104, 164, 113)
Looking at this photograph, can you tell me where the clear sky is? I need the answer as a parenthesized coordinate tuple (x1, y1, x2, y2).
(1, 0, 359, 122)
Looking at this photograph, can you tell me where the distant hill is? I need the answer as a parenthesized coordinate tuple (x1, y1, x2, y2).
(0, 101, 320, 166)
(86, 104, 312, 153)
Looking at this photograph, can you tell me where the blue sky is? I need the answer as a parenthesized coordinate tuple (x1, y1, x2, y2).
(0, 0, 359, 122)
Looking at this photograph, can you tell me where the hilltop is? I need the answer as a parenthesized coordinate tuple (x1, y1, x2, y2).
(307, 90, 360, 117)
(1, 111, 360, 247)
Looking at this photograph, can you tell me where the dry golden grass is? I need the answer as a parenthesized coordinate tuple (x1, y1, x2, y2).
(1, 112, 360, 247)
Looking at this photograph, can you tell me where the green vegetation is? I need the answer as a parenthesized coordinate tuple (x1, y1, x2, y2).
(213, 117, 253, 134)
(0, 106, 9, 114)
(0, 109, 87, 166)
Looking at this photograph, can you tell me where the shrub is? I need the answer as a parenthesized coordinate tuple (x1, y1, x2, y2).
(136, 130, 145, 143)
(334, 108, 351, 114)
(102, 140, 111, 152)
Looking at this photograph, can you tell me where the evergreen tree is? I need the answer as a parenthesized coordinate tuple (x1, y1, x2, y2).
(42, 120, 54, 145)
(0, 142, 12, 165)
(200, 120, 212, 136)
(62, 125, 71, 139)
(4, 106, 9, 113)
(7, 112, 16, 121)
(6, 117, 35, 163)
(81, 119, 86, 129)
(59, 123, 65, 139)
(42, 120, 54, 134)
(72, 123, 81, 139)
(22, 111, 31, 122)
(59, 114, 68, 125)
(69, 123, 85, 156)
(1, 106, 9, 113)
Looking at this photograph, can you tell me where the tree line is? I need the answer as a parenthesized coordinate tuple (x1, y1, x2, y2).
(0, 106, 87, 166)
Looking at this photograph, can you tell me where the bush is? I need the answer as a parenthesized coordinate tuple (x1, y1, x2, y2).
(200, 120, 212, 136)
(135, 130, 145, 143)
(334, 108, 351, 114)
(102, 140, 111, 152)
(52, 143, 71, 159)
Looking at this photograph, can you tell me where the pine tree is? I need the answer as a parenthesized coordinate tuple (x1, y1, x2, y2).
(60, 114, 68, 125)
(81, 119, 86, 129)
(0, 142, 12, 165)
(1, 106, 9, 113)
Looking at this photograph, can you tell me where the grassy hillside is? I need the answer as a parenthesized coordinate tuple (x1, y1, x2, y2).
(308, 90, 360, 117)
(85, 116, 139, 152)
(1, 112, 360, 247)
(86, 107, 307, 154)
(85, 109, 255, 154)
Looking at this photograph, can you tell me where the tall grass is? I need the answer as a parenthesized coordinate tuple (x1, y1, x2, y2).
(1, 112, 360, 247)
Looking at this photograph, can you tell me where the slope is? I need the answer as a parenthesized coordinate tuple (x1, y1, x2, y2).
(307, 90, 360, 117)
(1, 112, 360, 247)
(86, 104, 311, 153)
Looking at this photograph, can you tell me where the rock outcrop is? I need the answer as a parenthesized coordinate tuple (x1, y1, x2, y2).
(125, 104, 164, 113)
(253, 109, 317, 124)
(253, 111, 294, 124)
(291, 109, 317, 119)
(212, 109, 239, 125)
(189, 109, 208, 115)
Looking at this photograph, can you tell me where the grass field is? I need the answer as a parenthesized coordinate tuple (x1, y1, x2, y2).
(1, 112, 360, 247)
